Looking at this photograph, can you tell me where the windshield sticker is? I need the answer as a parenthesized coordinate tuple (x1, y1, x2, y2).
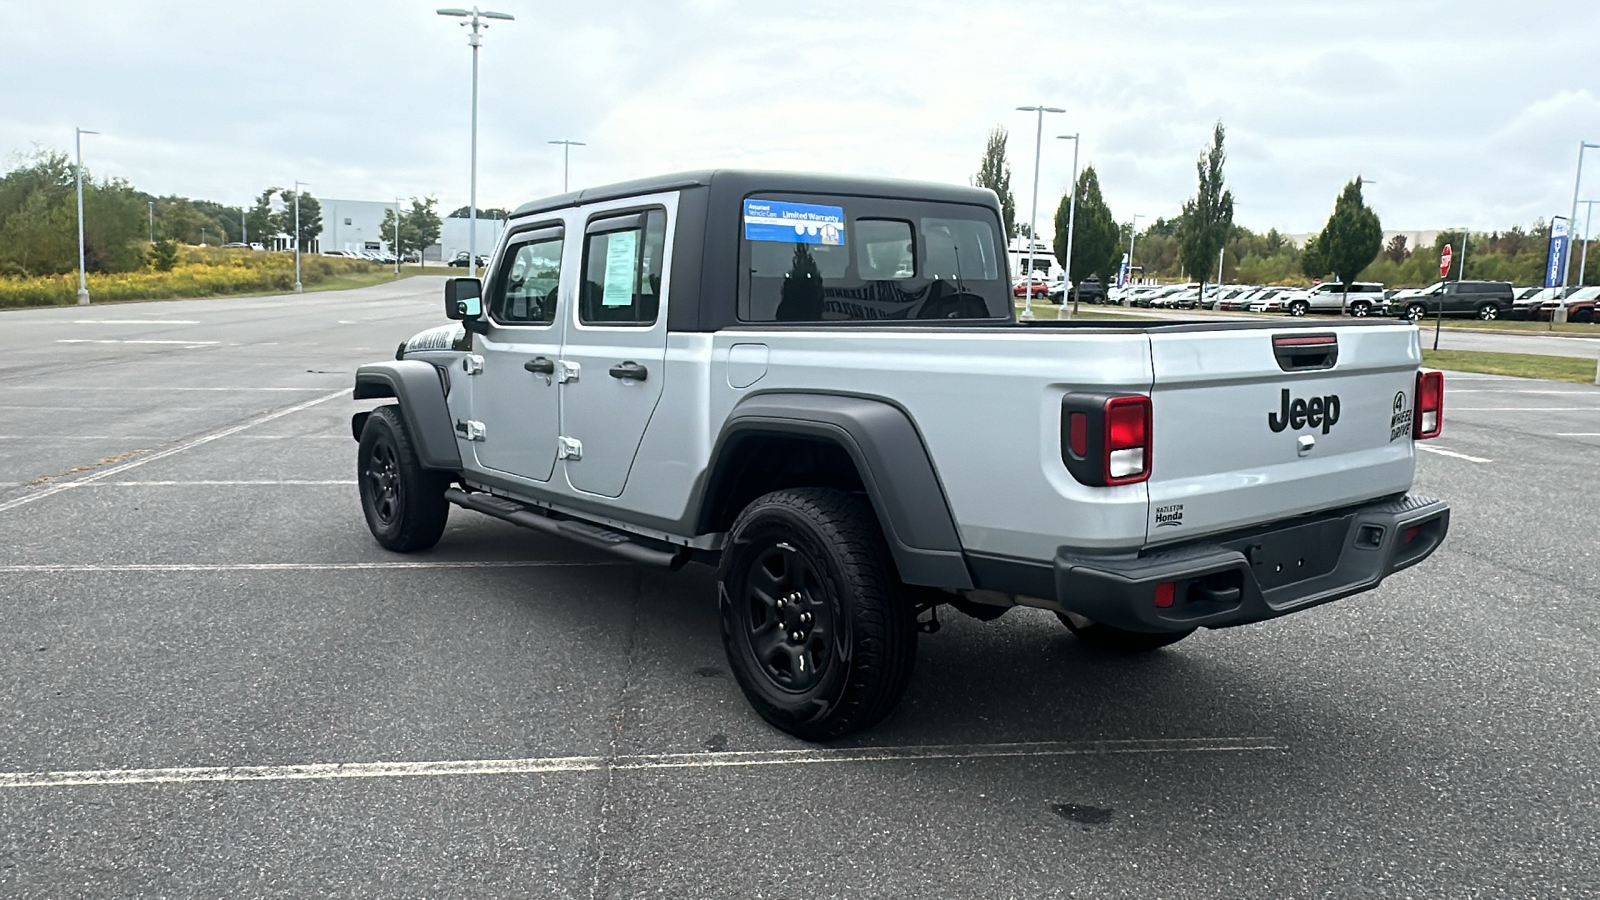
(743, 199, 845, 246)
(602, 231, 638, 307)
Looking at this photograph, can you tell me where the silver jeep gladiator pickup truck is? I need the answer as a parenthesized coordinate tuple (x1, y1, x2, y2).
(352, 170, 1450, 740)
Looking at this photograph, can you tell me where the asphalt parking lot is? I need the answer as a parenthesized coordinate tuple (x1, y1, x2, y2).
(2, 278, 1598, 897)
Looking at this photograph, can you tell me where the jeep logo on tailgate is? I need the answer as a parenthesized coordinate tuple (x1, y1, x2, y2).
(1269, 389, 1340, 434)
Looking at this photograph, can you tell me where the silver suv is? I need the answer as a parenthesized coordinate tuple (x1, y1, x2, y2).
(1285, 282, 1387, 317)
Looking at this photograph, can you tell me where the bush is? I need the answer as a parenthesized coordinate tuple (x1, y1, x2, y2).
(147, 239, 179, 272)
(0, 248, 377, 308)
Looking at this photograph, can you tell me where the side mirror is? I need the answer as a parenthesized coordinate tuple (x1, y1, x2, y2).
(445, 278, 482, 320)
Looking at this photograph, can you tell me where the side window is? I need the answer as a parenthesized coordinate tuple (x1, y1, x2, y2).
(580, 209, 666, 326)
(491, 233, 563, 325)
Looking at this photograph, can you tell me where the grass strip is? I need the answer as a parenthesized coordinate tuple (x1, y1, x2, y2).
(1423, 349, 1599, 385)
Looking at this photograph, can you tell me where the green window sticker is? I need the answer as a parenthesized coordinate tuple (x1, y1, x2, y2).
(603, 231, 638, 307)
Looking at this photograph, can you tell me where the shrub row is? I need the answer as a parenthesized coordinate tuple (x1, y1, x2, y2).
(0, 248, 379, 308)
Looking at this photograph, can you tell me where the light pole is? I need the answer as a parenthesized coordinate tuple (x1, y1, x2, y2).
(1577, 198, 1598, 288)
(292, 180, 309, 293)
(74, 127, 99, 306)
(1055, 133, 1080, 318)
(1563, 141, 1599, 290)
(241, 207, 248, 246)
(1126, 213, 1144, 290)
(1014, 105, 1064, 320)
(393, 196, 416, 278)
(148, 201, 155, 244)
(438, 6, 514, 278)
(548, 140, 585, 192)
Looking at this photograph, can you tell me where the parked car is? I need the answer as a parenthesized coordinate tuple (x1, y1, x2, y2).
(1249, 288, 1298, 313)
(1051, 276, 1105, 305)
(1509, 286, 1574, 320)
(1282, 282, 1387, 317)
(1393, 281, 1515, 322)
(448, 251, 491, 268)
(353, 168, 1450, 740)
(1536, 285, 1600, 322)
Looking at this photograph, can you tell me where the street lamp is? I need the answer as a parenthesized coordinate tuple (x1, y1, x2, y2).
(438, 6, 514, 278)
(74, 127, 99, 306)
(1578, 198, 1598, 288)
(393, 196, 416, 278)
(292, 180, 309, 293)
(1126, 212, 1144, 290)
(1014, 106, 1064, 320)
(1055, 133, 1080, 318)
(1563, 141, 1600, 290)
(548, 140, 586, 192)
(148, 201, 155, 244)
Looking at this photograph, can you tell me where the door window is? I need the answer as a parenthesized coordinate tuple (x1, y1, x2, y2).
(491, 234, 564, 325)
(580, 210, 667, 326)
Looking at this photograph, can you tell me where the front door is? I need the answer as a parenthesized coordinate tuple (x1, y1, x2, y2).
(470, 225, 567, 482)
(558, 202, 672, 498)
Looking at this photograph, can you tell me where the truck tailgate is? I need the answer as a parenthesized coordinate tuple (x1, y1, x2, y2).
(1145, 324, 1420, 544)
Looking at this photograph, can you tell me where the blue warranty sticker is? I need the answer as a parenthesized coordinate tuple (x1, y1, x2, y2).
(743, 199, 845, 246)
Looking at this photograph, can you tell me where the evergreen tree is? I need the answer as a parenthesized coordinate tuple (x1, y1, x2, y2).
(972, 126, 1017, 238)
(1053, 165, 1119, 306)
(1178, 121, 1234, 285)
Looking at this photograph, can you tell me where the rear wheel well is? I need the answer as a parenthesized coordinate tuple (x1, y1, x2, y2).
(701, 434, 868, 535)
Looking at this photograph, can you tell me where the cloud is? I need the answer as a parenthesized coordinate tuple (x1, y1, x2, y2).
(3, 0, 1597, 236)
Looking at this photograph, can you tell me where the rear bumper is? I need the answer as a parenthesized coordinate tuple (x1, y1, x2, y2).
(1044, 494, 1449, 633)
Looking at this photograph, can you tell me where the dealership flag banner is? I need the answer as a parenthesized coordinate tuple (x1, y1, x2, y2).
(1546, 217, 1570, 288)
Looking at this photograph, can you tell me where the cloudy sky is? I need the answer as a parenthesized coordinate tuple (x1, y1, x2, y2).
(6, 0, 1598, 236)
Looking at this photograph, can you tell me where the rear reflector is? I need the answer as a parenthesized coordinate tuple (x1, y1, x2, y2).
(1414, 369, 1443, 439)
(1068, 412, 1088, 458)
(1154, 582, 1175, 608)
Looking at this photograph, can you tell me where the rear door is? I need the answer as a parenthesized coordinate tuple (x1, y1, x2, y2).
(557, 198, 674, 498)
(1143, 324, 1419, 543)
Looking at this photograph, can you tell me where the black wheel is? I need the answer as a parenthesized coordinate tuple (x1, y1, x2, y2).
(1055, 612, 1194, 653)
(1405, 303, 1427, 322)
(717, 488, 916, 741)
(358, 405, 450, 552)
(1477, 304, 1498, 321)
(1288, 300, 1308, 317)
(1350, 301, 1370, 317)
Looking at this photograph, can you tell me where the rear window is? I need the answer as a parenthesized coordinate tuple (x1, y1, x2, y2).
(738, 194, 1010, 323)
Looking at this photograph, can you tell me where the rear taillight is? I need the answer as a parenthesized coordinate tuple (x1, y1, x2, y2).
(1414, 369, 1443, 439)
(1060, 393, 1152, 486)
(1104, 396, 1151, 484)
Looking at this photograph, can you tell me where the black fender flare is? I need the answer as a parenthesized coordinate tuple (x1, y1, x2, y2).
(352, 361, 463, 471)
(702, 393, 972, 590)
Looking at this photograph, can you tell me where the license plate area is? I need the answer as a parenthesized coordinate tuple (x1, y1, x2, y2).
(1222, 515, 1352, 591)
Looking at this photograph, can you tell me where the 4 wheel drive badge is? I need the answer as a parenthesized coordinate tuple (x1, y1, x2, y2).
(1389, 391, 1413, 442)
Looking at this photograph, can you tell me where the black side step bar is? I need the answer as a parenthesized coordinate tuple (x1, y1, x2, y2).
(445, 488, 689, 568)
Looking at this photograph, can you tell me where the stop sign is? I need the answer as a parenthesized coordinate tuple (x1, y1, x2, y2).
(1439, 244, 1452, 278)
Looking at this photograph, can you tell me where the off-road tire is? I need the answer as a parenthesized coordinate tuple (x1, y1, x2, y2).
(1055, 612, 1195, 653)
(718, 488, 916, 741)
(358, 405, 450, 553)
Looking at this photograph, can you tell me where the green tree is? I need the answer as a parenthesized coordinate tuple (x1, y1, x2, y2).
(1312, 178, 1383, 309)
(971, 126, 1016, 239)
(0, 148, 146, 275)
(1178, 121, 1234, 285)
(405, 197, 442, 258)
(1053, 165, 1119, 307)
(278, 189, 322, 251)
(447, 206, 509, 219)
(147, 239, 179, 271)
(246, 188, 281, 247)
(1383, 233, 1410, 264)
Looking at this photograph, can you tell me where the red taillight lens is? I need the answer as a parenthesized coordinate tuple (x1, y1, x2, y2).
(1068, 412, 1088, 458)
(1154, 581, 1175, 608)
(1414, 369, 1443, 439)
(1104, 396, 1151, 484)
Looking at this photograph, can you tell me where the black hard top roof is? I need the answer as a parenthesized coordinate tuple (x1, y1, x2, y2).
(509, 169, 998, 219)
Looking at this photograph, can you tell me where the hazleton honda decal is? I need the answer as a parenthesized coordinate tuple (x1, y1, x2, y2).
(1268, 389, 1341, 435)
(1154, 503, 1184, 527)
(1389, 391, 1413, 441)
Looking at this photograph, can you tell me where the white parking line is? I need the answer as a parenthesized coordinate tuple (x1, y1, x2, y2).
(1453, 407, 1597, 411)
(0, 386, 335, 392)
(1556, 432, 1600, 436)
(56, 339, 220, 346)
(0, 737, 1285, 790)
(1416, 445, 1492, 463)
(89, 480, 356, 486)
(73, 319, 200, 325)
(1450, 389, 1600, 395)
(0, 561, 619, 573)
(0, 389, 347, 514)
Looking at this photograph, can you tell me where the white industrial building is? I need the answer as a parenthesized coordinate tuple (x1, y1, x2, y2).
(314, 199, 507, 262)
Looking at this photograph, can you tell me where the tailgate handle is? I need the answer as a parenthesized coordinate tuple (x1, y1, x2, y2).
(1272, 333, 1338, 371)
